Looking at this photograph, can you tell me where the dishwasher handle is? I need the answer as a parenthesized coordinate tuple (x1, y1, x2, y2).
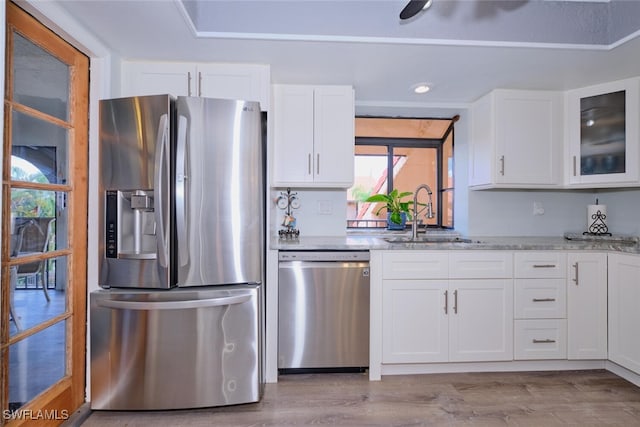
(279, 261, 370, 269)
(96, 294, 251, 311)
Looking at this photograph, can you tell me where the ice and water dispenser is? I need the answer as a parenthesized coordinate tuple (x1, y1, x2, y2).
(105, 190, 157, 260)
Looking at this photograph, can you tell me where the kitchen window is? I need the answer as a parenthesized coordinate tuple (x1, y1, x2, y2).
(347, 117, 455, 229)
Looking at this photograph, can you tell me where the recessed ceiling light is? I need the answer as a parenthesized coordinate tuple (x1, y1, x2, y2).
(413, 83, 431, 94)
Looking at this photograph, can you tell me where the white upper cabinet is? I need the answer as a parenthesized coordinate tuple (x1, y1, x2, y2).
(122, 62, 194, 98)
(121, 61, 271, 111)
(565, 77, 640, 187)
(469, 89, 563, 189)
(272, 84, 355, 188)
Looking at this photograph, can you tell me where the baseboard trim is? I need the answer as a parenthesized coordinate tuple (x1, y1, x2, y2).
(61, 403, 92, 427)
(606, 361, 640, 387)
(379, 359, 606, 376)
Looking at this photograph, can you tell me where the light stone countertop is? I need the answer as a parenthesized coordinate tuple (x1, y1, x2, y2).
(271, 231, 640, 254)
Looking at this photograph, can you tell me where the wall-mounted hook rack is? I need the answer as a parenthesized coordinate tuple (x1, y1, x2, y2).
(276, 188, 300, 239)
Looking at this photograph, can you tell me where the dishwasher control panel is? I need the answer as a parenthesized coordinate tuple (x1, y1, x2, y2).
(278, 251, 370, 262)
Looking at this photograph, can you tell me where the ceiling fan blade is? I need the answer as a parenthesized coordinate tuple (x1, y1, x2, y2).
(399, 0, 429, 20)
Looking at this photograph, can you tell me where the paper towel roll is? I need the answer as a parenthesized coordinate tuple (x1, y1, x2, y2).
(587, 204, 607, 234)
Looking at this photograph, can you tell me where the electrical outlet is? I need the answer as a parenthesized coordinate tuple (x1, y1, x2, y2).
(318, 200, 333, 215)
(533, 201, 545, 216)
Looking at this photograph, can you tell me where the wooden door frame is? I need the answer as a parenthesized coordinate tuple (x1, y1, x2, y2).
(2, 2, 88, 424)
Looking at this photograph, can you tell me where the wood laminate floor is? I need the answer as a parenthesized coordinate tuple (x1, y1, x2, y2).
(81, 370, 640, 426)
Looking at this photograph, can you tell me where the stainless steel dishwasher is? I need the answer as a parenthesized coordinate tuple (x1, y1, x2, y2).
(278, 251, 370, 371)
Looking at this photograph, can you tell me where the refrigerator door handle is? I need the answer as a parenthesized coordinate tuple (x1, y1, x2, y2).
(176, 115, 189, 266)
(96, 294, 252, 311)
(154, 114, 170, 269)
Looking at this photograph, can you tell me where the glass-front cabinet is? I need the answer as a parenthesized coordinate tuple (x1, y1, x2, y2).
(566, 77, 640, 187)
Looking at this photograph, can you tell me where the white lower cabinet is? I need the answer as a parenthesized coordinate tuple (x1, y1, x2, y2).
(373, 248, 621, 381)
(513, 252, 567, 360)
(448, 279, 513, 362)
(382, 280, 449, 363)
(514, 319, 567, 360)
(514, 278, 566, 319)
(608, 253, 640, 374)
(381, 251, 513, 364)
(567, 252, 608, 359)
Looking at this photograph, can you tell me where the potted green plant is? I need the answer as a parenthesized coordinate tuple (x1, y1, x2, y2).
(365, 189, 414, 230)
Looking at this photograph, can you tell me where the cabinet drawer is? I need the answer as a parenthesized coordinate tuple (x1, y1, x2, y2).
(449, 251, 513, 279)
(382, 251, 448, 280)
(514, 252, 566, 278)
(514, 319, 567, 360)
(514, 279, 566, 319)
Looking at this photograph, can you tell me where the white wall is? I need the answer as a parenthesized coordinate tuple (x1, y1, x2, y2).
(592, 189, 640, 236)
(269, 188, 348, 237)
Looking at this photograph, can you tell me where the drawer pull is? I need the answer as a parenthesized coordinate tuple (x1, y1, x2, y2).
(532, 339, 556, 344)
(573, 262, 579, 286)
(532, 298, 556, 302)
(532, 264, 556, 268)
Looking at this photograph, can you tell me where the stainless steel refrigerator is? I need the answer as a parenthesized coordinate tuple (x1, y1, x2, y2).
(91, 95, 265, 410)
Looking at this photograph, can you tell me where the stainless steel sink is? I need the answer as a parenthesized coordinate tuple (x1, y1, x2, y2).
(384, 236, 475, 244)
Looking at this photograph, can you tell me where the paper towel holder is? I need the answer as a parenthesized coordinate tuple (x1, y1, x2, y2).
(584, 199, 611, 236)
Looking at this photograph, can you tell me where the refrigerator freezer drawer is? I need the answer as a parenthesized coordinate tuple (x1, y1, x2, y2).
(90, 285, 262, 410)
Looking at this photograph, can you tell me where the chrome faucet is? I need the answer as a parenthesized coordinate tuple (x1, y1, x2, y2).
(412, 184, 435, 240)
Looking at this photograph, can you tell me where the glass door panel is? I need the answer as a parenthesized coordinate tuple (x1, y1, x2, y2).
(12, 32, 70, 121)
(9, 255, 68, 337)
(580, 90, 625, 176)
(8, 321, 67, 408)
(11, 111, 68, 185)
(567, 77, 639, 185)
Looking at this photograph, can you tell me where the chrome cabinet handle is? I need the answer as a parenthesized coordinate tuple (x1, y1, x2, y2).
(317, 153, 320, 175)
(499, 155, 505, 176)
(187, 72, 192, 96)
(444, 290, 448, 314)
(533, 339, 556, 344)
(198, 71, 202, 97)
(308, 154, 312, 175)
(573, 155, 577, 176)
(533, 264, 556, 268)
(532, 298, 556, 302)
(572, 262, 579, 285)
(453, 289, 458, 314)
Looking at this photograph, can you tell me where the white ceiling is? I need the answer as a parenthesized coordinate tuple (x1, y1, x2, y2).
(52, 0, 640, 116)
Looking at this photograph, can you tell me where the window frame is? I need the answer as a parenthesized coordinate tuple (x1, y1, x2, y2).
(351, 136, 449, 229)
